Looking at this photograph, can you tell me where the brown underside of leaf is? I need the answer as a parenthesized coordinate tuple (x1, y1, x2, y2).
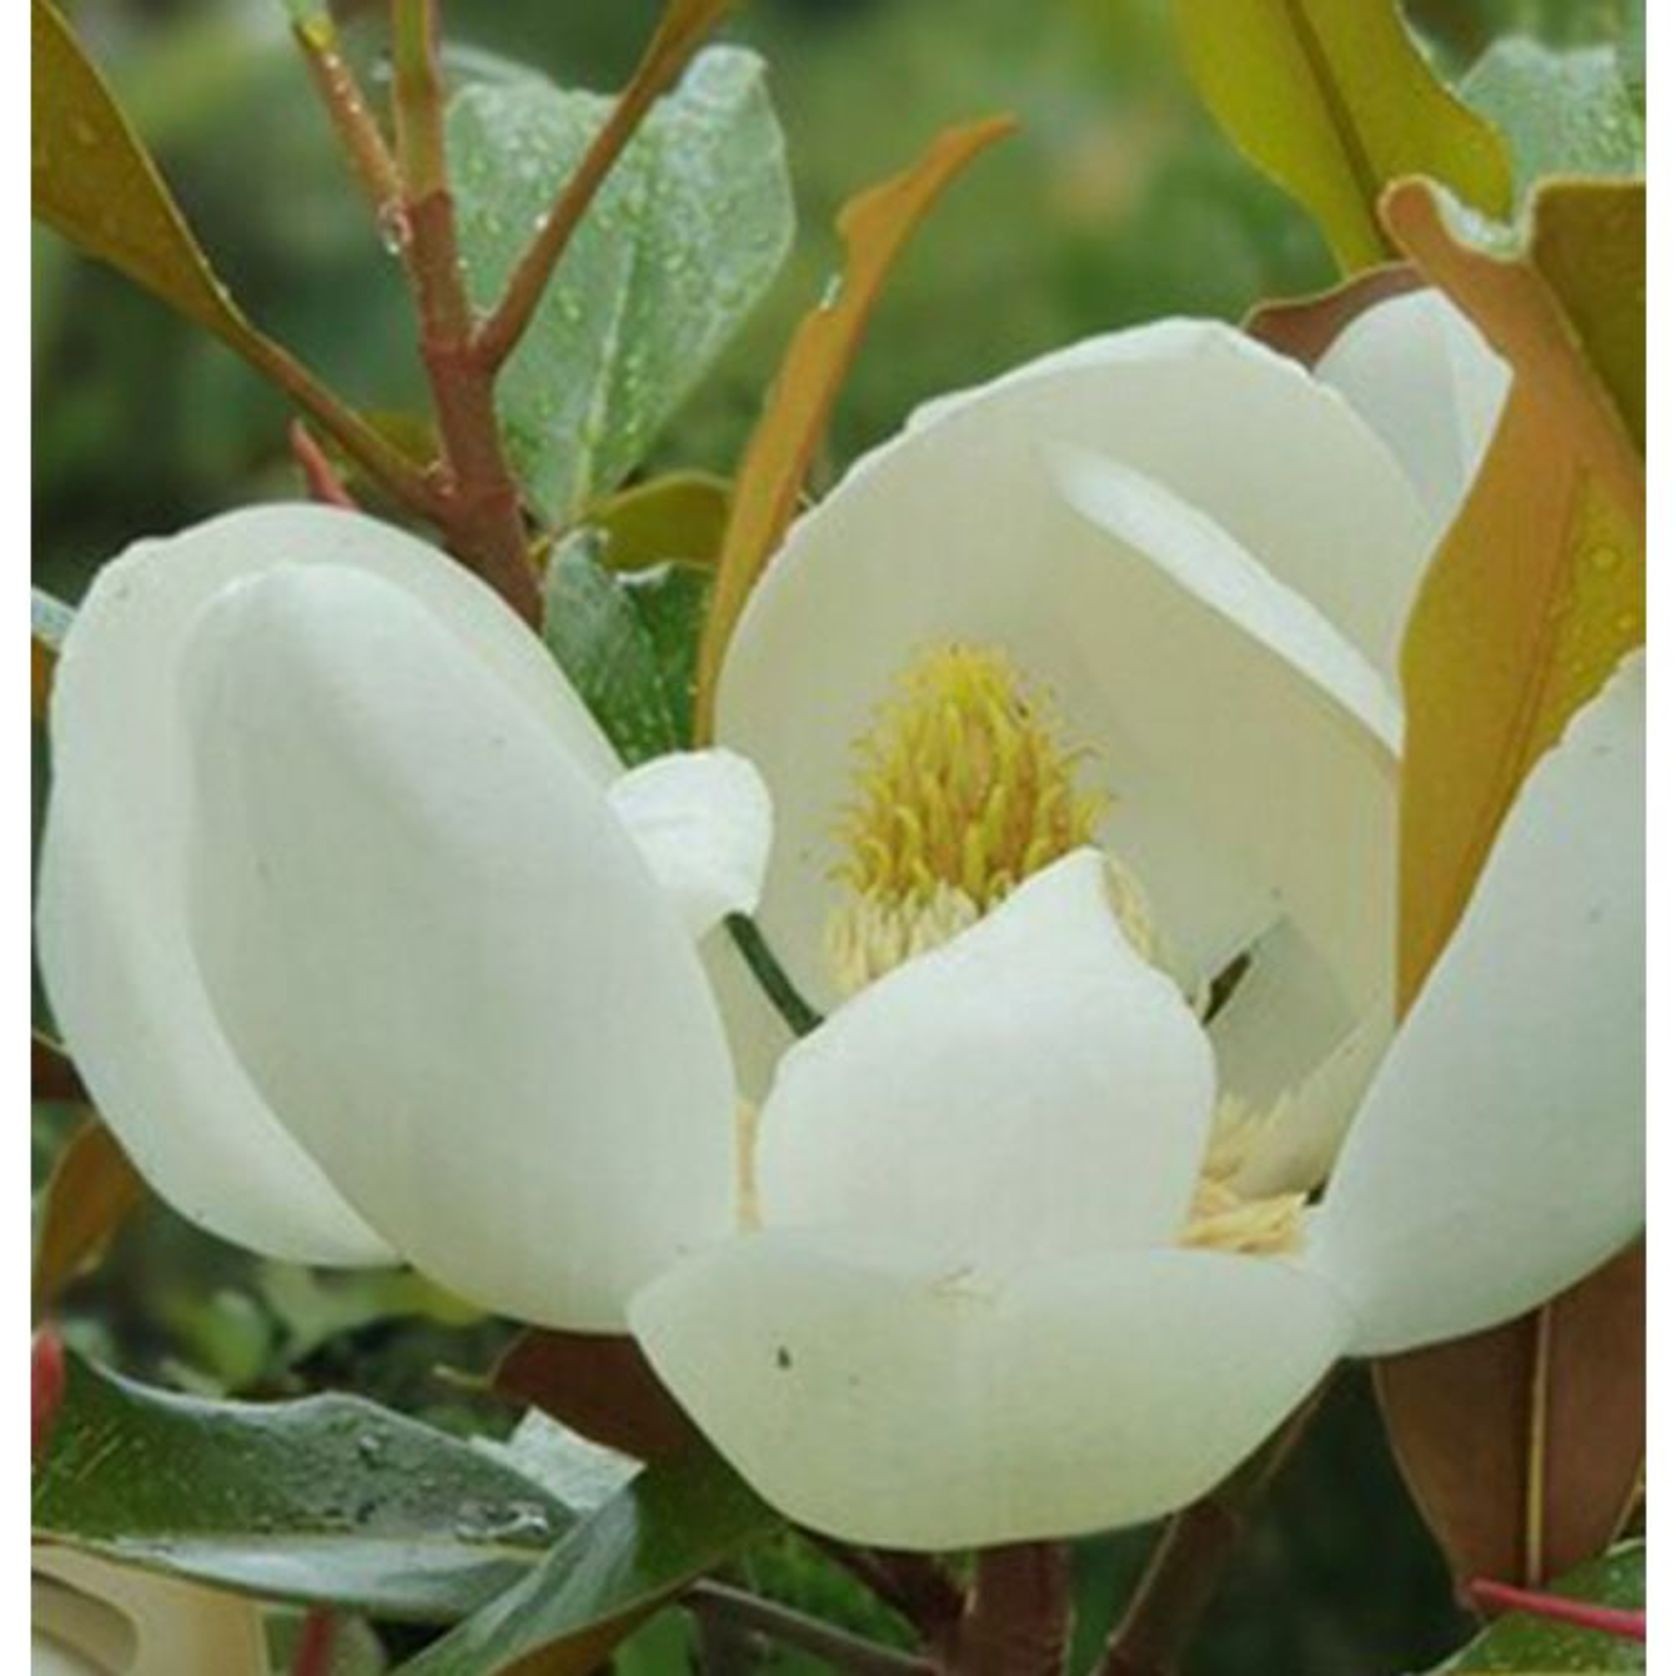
(692, 115, 1015, 739)
(1382, 177, 1644, 1012)
(1375, 176, 1644, 1597)
(490, 1329, 702, 1461)
(1242, 262, 1421, 365)
(1375, 1244, 1643, 1588)
(33, 1119, 147, 1317)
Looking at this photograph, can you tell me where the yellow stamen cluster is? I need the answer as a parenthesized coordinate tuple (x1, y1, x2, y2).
(1181, 1093, 1307, 1256)
(826, 644, 1107, 993)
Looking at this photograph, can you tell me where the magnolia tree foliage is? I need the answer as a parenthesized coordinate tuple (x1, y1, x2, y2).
(31, 1, 1644, 1673)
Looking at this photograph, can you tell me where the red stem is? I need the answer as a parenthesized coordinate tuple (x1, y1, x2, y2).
(1467, 1578, 1646, 1643)
(292, 1609, 338, 1676)
(290, 420, 361, 509)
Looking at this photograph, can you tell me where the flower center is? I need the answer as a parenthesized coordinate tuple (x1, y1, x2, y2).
(826, 643, 1113, 994)
(818, 641, 1306, 1262)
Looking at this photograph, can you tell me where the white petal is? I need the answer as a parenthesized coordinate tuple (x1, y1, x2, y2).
(1049, 444, 1402, 752)
(1206, 917, 1391, 1194)
(756, 852, 1216, 1268)
(1316, 290, 1511, 544)
(180, 561, 738, 1329)
(901, 319, 1431, 671)
(34, 1549, 266, 1676)
(608, 748, 773, 939)
(1312, 656, 1644, 1354)
(718, 326, 1403, 1056)
(631, 1230, 1348, 1549)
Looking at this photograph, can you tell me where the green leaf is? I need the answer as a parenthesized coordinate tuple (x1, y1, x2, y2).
(394, 1446, 778, 1675)
(1432, 1543, 1643, 1671)
(471, 1410, 640, 1517)
(1460, 41, 1643, 203)
(542, 533, 712, 763)
(33, 1351, 572, 1621)
(588, 471, 732, 571)
(1172, 0, 1513, 272)
(450, 46, 794, 525)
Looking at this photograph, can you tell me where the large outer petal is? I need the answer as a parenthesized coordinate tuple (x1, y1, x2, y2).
(1312, 656, 1644, 1354)
(34, 503, 613, 1266)
(757, 852, 1216, 1267)
(1316, 290, 1511, 544)
(717, 324, 1411, 1102)
(632, 1230, 1348, 1549)
(180, 562, 739, 1329)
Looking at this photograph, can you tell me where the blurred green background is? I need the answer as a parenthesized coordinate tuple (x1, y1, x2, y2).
(33, 1, 1635, 1671)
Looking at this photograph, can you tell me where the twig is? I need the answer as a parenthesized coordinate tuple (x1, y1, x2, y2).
(389, 0, 539, 622)
(805, 1535, 965, 1649)
(291, 1610, 338, 1676)
(686, 1581, 936, 1676)
(1098, 1376, 1335, 1675)
(237, 330, 440, 518)
(474, 0, 735, 371)
(290, 13, 403, 223)
(944, 1543, 1071, 1676)
(289, 420, 361, 509)
(1466, 1579, 1645, 1643)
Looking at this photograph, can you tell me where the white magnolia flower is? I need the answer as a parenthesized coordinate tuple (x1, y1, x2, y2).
(628, 294, 1644, 1548)
(33, 1548, 265, 1675)
(37, 505, 771, 1331)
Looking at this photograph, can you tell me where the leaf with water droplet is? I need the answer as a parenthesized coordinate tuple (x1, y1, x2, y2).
(32, 1350, 573, 1620)
(542, 531, 713, 762)
(1460, 39, 1644, 207)
(393, 1444, 777, 1675)
(449, 47, 794, 524)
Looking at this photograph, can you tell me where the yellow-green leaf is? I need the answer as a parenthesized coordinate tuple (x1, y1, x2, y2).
(586, 472, 732, 572)
(32, 0, 430, 508)
(33, 1120, 147, 1316)
(693, 116, 1015, 739)
(1386, 177, 1644, 1008)
(1174, 0, 1513, 272)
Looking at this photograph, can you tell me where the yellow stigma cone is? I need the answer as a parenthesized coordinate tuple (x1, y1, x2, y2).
(826, 644, 1107, 994)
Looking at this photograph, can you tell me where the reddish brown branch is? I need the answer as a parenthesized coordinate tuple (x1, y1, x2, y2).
(1467, 1579, 1645, 1643)
(474, 0, 735, 372)
(289, 420, 360, 509)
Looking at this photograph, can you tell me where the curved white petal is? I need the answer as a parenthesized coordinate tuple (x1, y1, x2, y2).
(718, 326, 1405, 1053)
(37, 502, 614, 1265)
(756, 852, 1216, 1268)
(1316, 290, 1511, 543)
(1313, 656, 1644, 1354)
(608, 749, 773, 939)
(631, 1229, 1349, 1549)
(1049, 444, 1402, 752)
(34, 1549, 266, 1676)
(180, 562, 737, 1329)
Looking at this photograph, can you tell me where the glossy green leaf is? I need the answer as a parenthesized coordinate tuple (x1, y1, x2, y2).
(1173, 0, 1512, 272)
(472, 1411, 639, 1517)
(395, 1445, 778, 1675)
(1433, 1544, 1643, 1671)
(451, 47, 794, 525)
(542, 533, 712, 762)
(33, 1352, 571, 1621)
(1460, 41, 1643, 203)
